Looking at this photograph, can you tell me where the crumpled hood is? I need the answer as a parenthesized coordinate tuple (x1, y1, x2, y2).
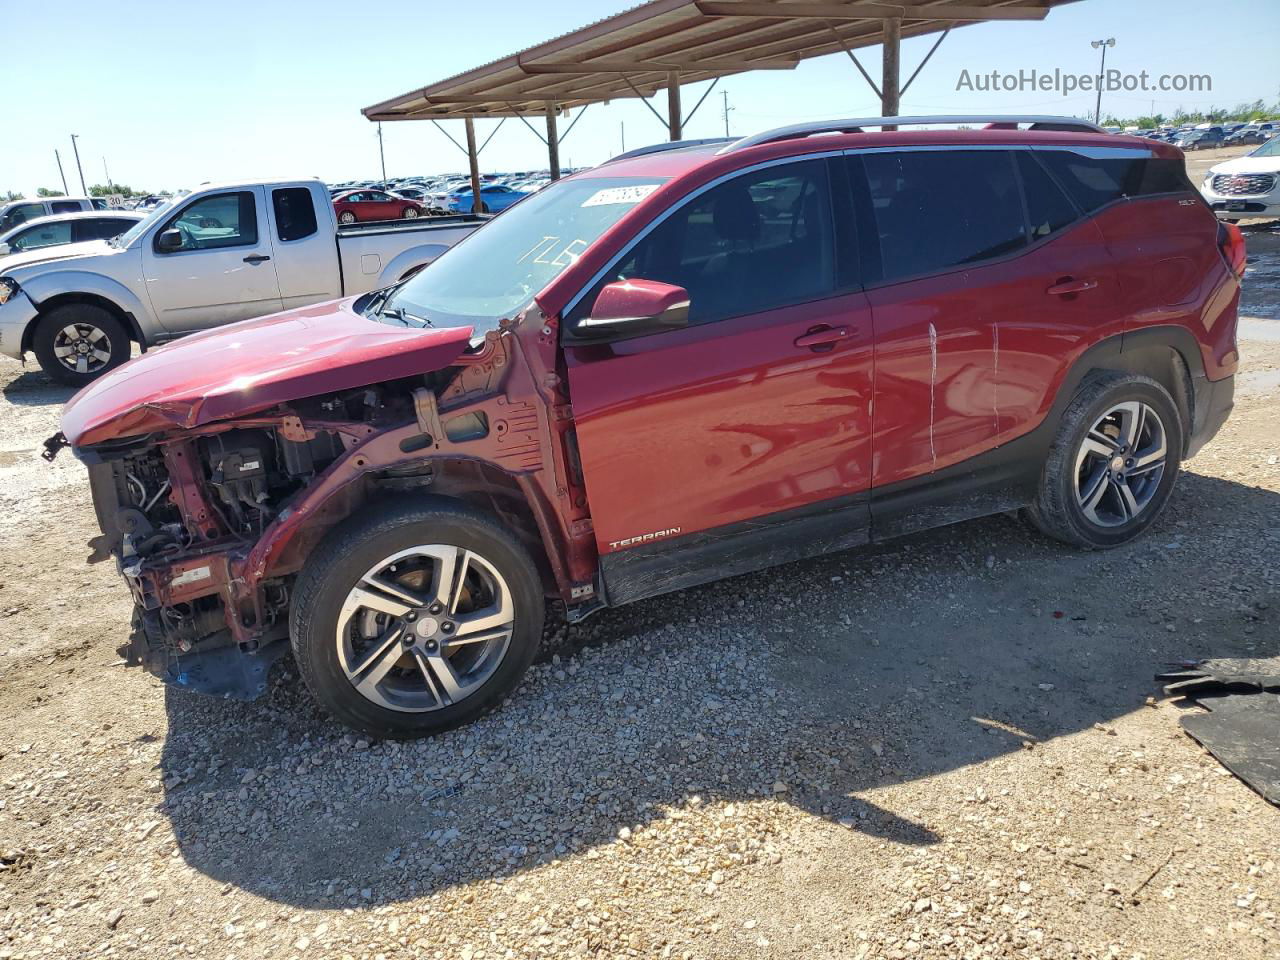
(62, 297, 475, 448)
(1, 239, 114, 273)
(1207, 156, 1280, 177)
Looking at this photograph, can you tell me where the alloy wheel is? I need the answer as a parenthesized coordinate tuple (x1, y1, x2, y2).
(335, 545, 514, 712)
(1073, 400, 1168, 527)
(51, 322, 113, 376)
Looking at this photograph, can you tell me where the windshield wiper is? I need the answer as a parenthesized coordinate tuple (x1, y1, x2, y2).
(379, 305, 433, 328)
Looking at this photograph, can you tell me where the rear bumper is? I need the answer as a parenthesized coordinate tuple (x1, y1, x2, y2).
(1187, 374, 1234, 459)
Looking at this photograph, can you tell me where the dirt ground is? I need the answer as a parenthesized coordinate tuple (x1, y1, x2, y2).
(1, 221, 1278, 958)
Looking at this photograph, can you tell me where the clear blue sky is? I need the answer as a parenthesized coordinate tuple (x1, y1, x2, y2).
(4, 0, 1278, 194)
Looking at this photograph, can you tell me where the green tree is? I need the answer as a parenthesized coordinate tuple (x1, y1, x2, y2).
(88, 183, 142, 198)
(35, 186, 65, 197)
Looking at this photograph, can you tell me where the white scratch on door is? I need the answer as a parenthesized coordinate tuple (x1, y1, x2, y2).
(928, 322, 938, 470)
(992, 321, 1000, 434)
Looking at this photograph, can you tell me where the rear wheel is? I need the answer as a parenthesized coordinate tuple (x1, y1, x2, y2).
(290, 498, 544, 739)
(338, 210, 357, 225)
(32, 304, 130, 387)
(1027, 372, 1183, 549)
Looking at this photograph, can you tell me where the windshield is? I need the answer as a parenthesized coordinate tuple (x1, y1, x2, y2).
(1250, 137, 1280, 158)
(111, 198, 179, 248)
(376, 175, 667, 335)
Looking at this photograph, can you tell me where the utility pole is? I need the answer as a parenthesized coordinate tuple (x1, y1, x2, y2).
(103, 156, 112, 188)
(54, 149, 68, 195)
(1090, 38, 1115, 124)
(620, 121, 625, 154)
(69, 134, 87, 195)
(377, 122, 387, 185)
(721, 90, 734, 136)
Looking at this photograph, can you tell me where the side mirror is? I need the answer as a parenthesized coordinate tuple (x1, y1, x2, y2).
(155, 228, 184, 252)
(577, 279, 690, 338)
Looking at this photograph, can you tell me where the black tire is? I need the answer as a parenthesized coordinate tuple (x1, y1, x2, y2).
(32, 304, 131, 387)
(290, 497, 544, 739)
(1026, 371, 1183, 549)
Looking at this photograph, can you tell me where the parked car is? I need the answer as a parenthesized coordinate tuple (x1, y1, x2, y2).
(48, 116, 1241, 739)
(333, 190, 429, 224)
(0, 178, 485, 385)
(1175, 129, 1223, 150)
(443, 183, 527, 214)
(0, 211, 144, 257)
(1200, 133, 1280, 221)
(0, 196, 110, 233)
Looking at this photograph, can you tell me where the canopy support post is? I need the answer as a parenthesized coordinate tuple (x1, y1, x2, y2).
(464, 116, 485, 213)
(666, 70, 682, 141)
(881, 16, 901, 128)
(545, 101, 561, 181)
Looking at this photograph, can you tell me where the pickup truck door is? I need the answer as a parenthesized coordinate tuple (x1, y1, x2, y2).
(264, 184, 341, 309)
(562, 157, 875, 604)
(141, 187, 283, 334)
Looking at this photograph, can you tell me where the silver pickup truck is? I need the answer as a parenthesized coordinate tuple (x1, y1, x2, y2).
(0, 178, 485, 385)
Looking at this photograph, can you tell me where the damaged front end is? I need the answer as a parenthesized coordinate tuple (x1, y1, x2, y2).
(50, 313, 597, 702)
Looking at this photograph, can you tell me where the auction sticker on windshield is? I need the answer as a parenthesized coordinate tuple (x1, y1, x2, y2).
(582, 184, 661, 207)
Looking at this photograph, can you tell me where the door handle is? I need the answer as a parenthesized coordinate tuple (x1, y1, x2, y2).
(243, 254, 271, 264)
(794, 325, 852, 350)
(1046, 277, 1097, 296)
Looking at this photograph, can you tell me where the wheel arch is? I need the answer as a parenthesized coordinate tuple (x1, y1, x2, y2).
(22, 290, 145, 355)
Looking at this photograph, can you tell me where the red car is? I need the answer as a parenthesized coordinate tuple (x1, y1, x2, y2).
(51, 115, 1242, 739)
(332, 189, 427, 224)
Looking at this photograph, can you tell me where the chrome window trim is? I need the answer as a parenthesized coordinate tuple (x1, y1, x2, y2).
(561, 150, 844, 323)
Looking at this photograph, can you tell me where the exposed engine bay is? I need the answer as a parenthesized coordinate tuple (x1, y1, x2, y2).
(63, 321, 598, 702)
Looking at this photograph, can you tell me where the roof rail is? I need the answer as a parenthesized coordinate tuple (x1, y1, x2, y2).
(606, 137, 735, 164)
(718, 115, 1106, 153)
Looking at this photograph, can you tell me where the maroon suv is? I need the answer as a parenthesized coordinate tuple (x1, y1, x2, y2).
(48, 116, 1243, 739)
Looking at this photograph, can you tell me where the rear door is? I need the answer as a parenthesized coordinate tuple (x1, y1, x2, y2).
(563, 156, 876, 602)
(141, 187, 283, 334)
(267, 185, 341, 309)
(366, 191, 399, 219)
(852, 147, 1121, 532)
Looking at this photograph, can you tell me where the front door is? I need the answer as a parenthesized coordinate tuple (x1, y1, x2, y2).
(563, 157, 875, 602)
(142, 187, 282, 334)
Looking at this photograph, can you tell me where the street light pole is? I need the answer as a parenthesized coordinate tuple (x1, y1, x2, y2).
(377, 122, 387, 185)
(1090, 38, 1115, 125)
(69, 134, 87, 195)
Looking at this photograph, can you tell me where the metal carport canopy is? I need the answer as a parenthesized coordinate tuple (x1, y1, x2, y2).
(361, 0, 1079, 193)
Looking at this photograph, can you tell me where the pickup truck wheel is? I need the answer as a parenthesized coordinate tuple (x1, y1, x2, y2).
(32, 305, 130, 387)
(338, 211, 357, 225)
(290, 498, 544, 739)
(401, 207, 419, 219)
(1027, 372, 1183, 549)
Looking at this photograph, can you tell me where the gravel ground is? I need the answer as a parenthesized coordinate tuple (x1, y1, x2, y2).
(1, 233, 1278, 959)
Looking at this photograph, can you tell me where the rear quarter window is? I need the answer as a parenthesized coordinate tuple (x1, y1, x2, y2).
(1037, 151, 1192, 212)
(272, 187, 319, 242)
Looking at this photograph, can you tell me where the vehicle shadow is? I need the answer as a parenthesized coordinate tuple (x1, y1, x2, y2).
(155, 469, 1276, 909)
(0, 365, 75, 407)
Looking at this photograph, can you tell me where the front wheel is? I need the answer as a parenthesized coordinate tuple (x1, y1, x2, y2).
(290, 498, 544, 739)
(1027, 372, 1183, 549)
(32, 304, 131, 387)
(402, 207, 419, 219)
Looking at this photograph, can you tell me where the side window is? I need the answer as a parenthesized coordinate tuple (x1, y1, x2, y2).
(158, 191, 258, 252)
(2, 203, 46, 230)
(577, 159, 835, 326)
(12, 221, 72, 252)
(863, 150, 1027, 283)
(50, 200, 82, 214)
(91, 198, 109, 210)
(1017, 152, 1080, 239)
(1036, 151, 1191, 213)
(272, 187, 318, 242)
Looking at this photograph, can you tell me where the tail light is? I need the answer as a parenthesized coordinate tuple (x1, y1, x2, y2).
(1218, 221, 1247, 278)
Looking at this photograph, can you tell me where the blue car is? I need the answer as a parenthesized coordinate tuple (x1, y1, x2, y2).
(445, 183, 527, 214)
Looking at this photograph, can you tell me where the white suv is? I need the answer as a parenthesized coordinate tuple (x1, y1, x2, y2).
(0, 196, 109, 234)
(1200, 135, 1280, 221)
